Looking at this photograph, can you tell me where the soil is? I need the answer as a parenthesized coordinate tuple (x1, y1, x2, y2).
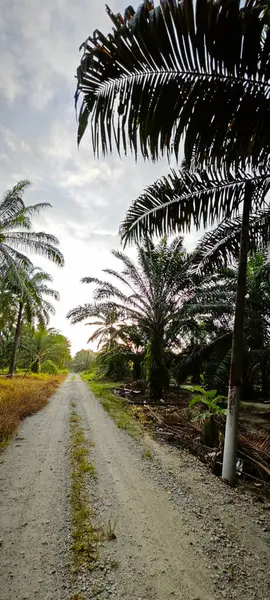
(0, 374, 269, 600)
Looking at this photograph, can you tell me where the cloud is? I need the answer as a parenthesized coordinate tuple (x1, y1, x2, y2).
(0, 0, 201, 354)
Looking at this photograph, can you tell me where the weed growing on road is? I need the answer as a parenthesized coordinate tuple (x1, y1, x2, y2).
(83, 378, 142, 440)
(142, 448, 153, 460)
(107, 518, 117, 541)
(69, 407, 103, 573)
(109, 559, 120, 570)
(0, 374, 65, 448)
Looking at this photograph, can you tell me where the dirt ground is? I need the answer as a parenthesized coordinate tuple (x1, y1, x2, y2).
(0, 374, 269, 600)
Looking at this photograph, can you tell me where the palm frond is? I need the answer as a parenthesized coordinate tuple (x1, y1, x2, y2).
(3, 232, 64, 266)
(76, 0, 270, 167)
(0, 180, 30, 224)
(120, 165, 270, 244)
(67, 304, 100, 324)
(191, 205, 270, 274)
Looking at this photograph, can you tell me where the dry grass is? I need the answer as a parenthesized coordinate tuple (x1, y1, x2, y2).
(0, 374, 65, 447)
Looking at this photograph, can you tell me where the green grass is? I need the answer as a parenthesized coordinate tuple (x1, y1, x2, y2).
(82, 376, 142, 439)
(142, 448, 153, 460)
(69, 409, 103, 572)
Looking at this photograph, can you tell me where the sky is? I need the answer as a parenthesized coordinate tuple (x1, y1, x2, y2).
(0, 0, 199, 355)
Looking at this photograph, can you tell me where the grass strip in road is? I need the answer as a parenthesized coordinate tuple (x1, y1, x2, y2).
(0, 374, 65, 448)
(69, 407, 103, 572)
(82, 376, 142, 440)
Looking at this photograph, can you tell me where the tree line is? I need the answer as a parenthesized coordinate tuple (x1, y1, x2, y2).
(0, 180, 71, 375)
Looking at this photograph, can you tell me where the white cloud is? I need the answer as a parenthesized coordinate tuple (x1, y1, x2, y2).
(0, 52, 23, 102)
(0, 0, 203, 354)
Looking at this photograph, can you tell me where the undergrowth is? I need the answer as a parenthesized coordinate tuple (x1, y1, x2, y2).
(69, 406, 103, 572)
(0, 374, 65, 448)
(82, 376, 142, 439)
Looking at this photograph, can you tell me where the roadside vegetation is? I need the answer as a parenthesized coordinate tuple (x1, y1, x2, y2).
(0, 179, 71, 446)
(82, 374, 142, 440)
(69, 406, 101, 572)
(0, 373, 65, 447)
(70, 241, 270, 492)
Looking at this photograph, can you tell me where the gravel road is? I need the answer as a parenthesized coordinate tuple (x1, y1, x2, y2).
(0, 374, 269, 600)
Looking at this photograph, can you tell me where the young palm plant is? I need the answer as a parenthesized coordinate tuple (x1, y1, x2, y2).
(6, 265, 60, 376)
(67, 237, 192, 399)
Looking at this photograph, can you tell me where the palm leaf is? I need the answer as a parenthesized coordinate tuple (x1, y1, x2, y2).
(0, 180, 30, 225)
(3, 232, 64, 266)
(120, 165, 270, 244)
(76, 0, 270, 167)
(191, 205, 270, 274)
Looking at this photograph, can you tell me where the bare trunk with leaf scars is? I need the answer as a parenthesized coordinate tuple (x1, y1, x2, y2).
(222, 184, 252, 485)
(8, 301, 24, 377)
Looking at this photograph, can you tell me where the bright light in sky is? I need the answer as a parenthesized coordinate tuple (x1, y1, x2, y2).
(0, 0, 199, 355)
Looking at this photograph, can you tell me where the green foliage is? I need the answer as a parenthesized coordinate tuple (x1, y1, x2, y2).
(83, 376, 142, 439)
(182, 385, 227, 447)
(70, 349, 95, 373)
(68, 237, 193, 398)
(18, 326, 71, 372)
(182, 386, 227, 419)
(96, 346, 133, 382)
(41, 359, 59, 375)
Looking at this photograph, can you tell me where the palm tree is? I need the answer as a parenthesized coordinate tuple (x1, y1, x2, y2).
(178, 250, 270, 400)
(67, 237, 192, 398)
(75, 0, 270, 482)
(0, 180, 64, 273)
(75, 0, 269, 169)
(120, 164, 270, 482)
(19, 327, 71, 373)
(6, 265, 60, 376)
(67, 304, 125, 350)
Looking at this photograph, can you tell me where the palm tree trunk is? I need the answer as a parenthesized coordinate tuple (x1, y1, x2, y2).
(222, 185, 252, 485)
(8, 301, 24, 377)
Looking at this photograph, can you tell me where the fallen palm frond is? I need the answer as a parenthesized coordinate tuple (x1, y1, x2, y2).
(239, 432, 270, 480)
(142, 404, 270, 488)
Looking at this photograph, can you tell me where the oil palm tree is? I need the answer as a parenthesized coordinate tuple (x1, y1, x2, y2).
(67, 304, 125, 350)
(6, 265, 60, 376)
(76, 0, 270, 169)
(19, 327, 71, 374)
(178, 250, 270, 399)
(68, 237, 192, 398)
(0, 180, 64, 274)
(76, 0, 270, 482)
(120, 164, 270, 482)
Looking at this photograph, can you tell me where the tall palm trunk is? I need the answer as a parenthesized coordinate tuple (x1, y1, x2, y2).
(8, 301, 24, 377)
(148, 328, 168, 400)
(222, 185, 252, 485)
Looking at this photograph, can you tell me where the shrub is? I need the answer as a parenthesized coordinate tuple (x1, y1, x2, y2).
(41, 360, 59, 374)
(0, 374, 64, 446)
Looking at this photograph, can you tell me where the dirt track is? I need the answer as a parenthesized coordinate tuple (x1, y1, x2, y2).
(0, 374, 269, 600)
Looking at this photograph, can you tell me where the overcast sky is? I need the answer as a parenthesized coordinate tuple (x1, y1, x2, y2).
(0, 0, 199, 355)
